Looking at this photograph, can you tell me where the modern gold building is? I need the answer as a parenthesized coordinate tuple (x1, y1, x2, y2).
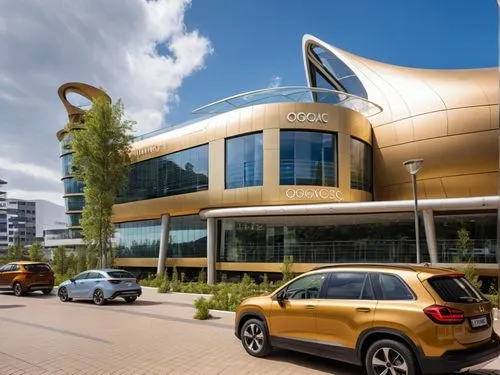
(57, 34, 499, 282)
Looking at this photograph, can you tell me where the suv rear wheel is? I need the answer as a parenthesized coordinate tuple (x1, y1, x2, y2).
(365, 339, 418, 375)
(12, 282, 24, 297)
(240, 318, 272, 357)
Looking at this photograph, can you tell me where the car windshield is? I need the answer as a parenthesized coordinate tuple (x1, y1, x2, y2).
(106, 271, 135, 279)
(24, 264, 51, 272)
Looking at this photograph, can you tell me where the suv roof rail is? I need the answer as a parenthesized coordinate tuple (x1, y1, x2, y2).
(311, 263, 419, 272)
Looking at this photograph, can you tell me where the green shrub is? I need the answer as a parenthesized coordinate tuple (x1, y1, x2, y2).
(158, 279, 170, 294)
(194, 297, 211, 320)
(54, 273, 76, 286)
(141, 273, 167, 288)
(198, 268, 207, 283)
(485, 294, 499, 309)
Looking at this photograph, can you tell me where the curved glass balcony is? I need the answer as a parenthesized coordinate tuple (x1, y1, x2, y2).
(192, 86, 382, 118)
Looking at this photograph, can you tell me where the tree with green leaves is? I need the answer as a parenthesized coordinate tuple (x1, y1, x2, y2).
(6, 233, 24, 262)
(72, 94, 135, 268)
(29, 240, 45, 262)
(52, 245, 67, 275)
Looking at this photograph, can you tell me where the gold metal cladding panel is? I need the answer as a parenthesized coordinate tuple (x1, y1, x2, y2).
(113, 103, 372, 223)
(491, 105, 499, 130)
(447, 106, 492, 136)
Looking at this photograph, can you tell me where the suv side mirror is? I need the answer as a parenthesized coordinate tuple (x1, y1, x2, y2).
(276, 290, 287, 306)
(70, 278, 75, 283)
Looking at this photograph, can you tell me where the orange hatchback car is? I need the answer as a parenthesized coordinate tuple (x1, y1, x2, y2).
(0, 261, 54, 296)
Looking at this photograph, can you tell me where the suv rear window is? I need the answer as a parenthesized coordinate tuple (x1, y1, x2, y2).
(107, 271, 134, 279)
(428, 276, 486, 303)
(24, 264, 51, 272)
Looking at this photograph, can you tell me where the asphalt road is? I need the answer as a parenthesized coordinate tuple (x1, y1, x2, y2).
(0, 288, 499, 375)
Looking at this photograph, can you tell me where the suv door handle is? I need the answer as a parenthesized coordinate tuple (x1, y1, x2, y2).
(305, 305, 316, 310)
(356, 307, 371, 313)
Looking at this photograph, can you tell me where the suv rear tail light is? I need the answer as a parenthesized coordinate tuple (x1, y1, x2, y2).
(107, 279, 121, 284)
(424, 304, 465, 324)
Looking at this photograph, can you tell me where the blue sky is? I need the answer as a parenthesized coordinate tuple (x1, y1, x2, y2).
(163, 0, 498, 129)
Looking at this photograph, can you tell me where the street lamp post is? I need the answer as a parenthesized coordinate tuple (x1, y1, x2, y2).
(403, 159, 424, 264)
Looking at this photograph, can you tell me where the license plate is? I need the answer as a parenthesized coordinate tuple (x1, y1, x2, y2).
(471, 316, 488, 328)
(126, 282, 132, 287)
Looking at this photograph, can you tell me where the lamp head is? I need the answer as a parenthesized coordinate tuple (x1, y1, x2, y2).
(403, 159, 424, 175)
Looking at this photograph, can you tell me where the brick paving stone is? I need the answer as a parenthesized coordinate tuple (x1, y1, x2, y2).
(0, 288, 499, 374)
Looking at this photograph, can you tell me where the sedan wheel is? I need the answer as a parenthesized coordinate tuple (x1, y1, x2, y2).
(93, 289, 106, 305)
(58, 287, 71, 302)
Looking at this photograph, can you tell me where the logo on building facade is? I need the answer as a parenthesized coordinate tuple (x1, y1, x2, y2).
(286, 112, 328, 124)
(133, 145, 160, 157)
(285, 188, 343, 201)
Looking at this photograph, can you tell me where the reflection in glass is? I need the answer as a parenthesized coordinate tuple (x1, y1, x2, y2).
(226, 133, 263, 189)
(60, 135, 73, 155)
(168, 215, 207, 258)
(116, 219, 161, 258)
(65, 196, 85, 211)
(219, 213, 428, 263)
(61, 153, 73, 177)
(350, 138, 372, 192)
(280, 131, 337, 186)
(309, 45, 368, 99)
(118, 144, 209, 203)
(434, 211, 497, 263)
(67, 214, 81, 227)
(63, 178, 84, 194)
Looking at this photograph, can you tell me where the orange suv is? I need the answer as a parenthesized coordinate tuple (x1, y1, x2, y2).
(0, 261, 54, 296)
(235, 264, 500, 375)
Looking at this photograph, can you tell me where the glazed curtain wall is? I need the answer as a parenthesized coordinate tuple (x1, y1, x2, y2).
(225, 132, 263, 189)
(219, 213, 428, 264)
(65, 196, 85, 211)
(116, 215, 207, 258)
(350, 137, 373, 192)
(280, 130, 337, 187)
(118, 144, 209, 203)
(63, 178, 84, 194)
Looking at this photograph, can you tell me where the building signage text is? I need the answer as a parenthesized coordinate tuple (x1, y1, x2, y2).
(285, 188, 343, 201)
(286, 112, 328, 124)
(133, 145, 160, 157)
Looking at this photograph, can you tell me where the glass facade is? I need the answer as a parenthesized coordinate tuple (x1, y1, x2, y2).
(311, 66, 341, 104)
(61, 153, 73, 177)
(116, 219, 161, 258)
(225, 133, 263, 189)
(116, 215, 207, 258)
(67, 214, 81, 227)
(60, 135, 72, 155)
(65, 196, 85, 211)
(169, 215, 207, 258)
(350, 137, 373, 192)
(280, 131, 337, 186)
(219, 213, 428, 264)
(434, 211, 497, 263)
(309, 45, 368, 99)
(118, 144, 209, 203)
(63, 178, 84, 194)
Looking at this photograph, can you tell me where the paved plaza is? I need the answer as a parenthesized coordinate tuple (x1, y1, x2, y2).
(0, 288, 499, 375)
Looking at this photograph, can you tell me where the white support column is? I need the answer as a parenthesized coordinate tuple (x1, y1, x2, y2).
(157, 214, 170, 275)
(207, 217, 217, 285)
(422, 209, 438, 264)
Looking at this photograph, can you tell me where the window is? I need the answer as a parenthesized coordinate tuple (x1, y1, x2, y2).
(168, 215, 207, 258)
(428, 276, 486, 304)
(225, 133, 263, 189)
(284, 273, 326, 300)
(67, 214, 81, 227)
(118, 144, 209, 203)
(280, 131, 337, 186)
(107, 271, 135, 279)
(61, 153, 74, 177)
(87, 272, 104, 279)
(377, 274, 414, 300)
(351, 138, 372, 192)
(65, 196, 85, 211)
(23, 264, 51, 272)
(74, 272, 89, 281)
(116, 219, 161, 258)
(325, 272, 374, 300)
(63, 178, 84, 194)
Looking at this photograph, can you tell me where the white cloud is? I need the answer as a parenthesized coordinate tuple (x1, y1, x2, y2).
(0, 0, 213, 207)
(268, 75, 282, 88)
